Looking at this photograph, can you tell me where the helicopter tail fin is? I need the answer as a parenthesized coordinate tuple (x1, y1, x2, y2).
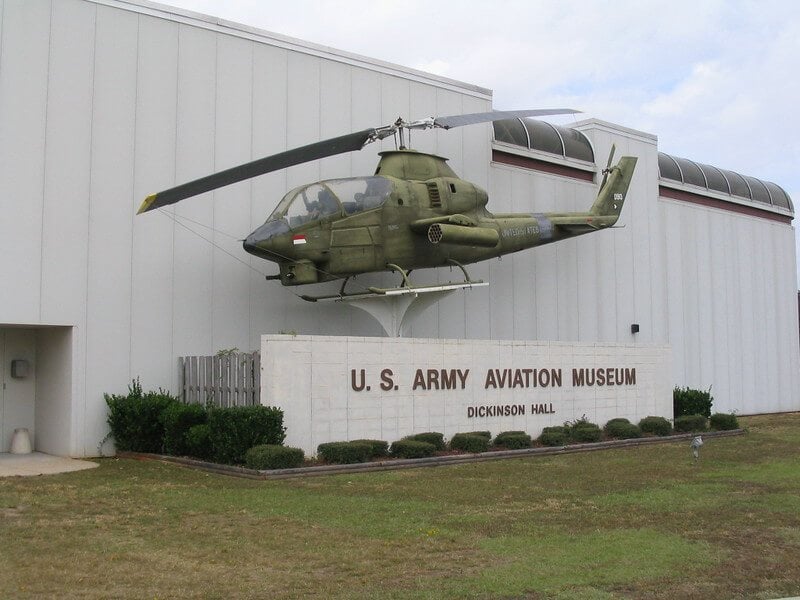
(590, 155, 637, 221)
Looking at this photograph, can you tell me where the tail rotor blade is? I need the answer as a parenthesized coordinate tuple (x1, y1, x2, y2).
(600, 144, 616, 189)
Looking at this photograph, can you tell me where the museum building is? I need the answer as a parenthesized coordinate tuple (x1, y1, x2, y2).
(1, 0, 797, 457)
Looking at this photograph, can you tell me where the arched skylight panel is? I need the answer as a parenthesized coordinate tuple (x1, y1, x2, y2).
(696, 163, 730, 194)
(764, 182, 792, 210)
(560, 126, 594, 162)
(658, 153, 683, 181)
(744, 176, 772, 205)
(719, 169, 752, 199)
(523, 119, 563, 156)
(674, 157, 706, 187)
(493, 119, 529, 148)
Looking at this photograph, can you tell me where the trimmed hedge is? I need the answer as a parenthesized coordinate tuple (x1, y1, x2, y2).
(163, 402, 208, 456)
(674, 386, 713, 418)
(184, 424, 212, 460)
(493, 431, 532, 449)
(603, 418, 631, 433)
(208, 405, 286, 464)
(350, 439, 389, 458)
(674, 414, 708, 433)
(569, 423, 602, 443)
(404, 432, 445, 450)
(245, 444, 304, 470)
(466, 431, 492, 439)
(538, 431, 567, 446)
(638, 416, 673, 436)
(710, 412, 739, 431)
(449, 433, 490, 453)
(390, 439, 436, 459)
(105, 380, 178, 453)
(542, 426, 567, 435)
(317, 441, 373, 464)
(604, 420, 642, 440)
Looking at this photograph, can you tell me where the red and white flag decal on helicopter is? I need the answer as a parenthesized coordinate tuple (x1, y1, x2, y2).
(292, 234, 307, 245)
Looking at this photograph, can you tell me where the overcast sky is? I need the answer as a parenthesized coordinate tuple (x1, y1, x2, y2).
(163, 0, 800, 279)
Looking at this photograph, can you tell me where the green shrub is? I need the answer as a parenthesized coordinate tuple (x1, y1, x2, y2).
(466, 431, 492, 439)
(317, 441, 373, 464)
(404, 432, 445, 450)
(569, 423, 602, 443)
(603, 418, 630, 432)
(604, 420, 642, 439)
(105, 379, 179, 453)
(538, 431, 567, 446)
(208, 405, 286, 464)
(674, 414, 708, 433)
(493, 431, 532, 449)
(709, 412, 739, 431)
(245, 444, 304, 470)
(162, 402, 208, 456)
(184, 424, 212, 460)
(542, 426, 567, 436)
(390, 439, 436, 459)
(350, 439, 389, 458)
(449, 433, 490, 453)
(638, 416, 673, 436)
(673, 386, 713, 418)
(565, 418, 602, 443)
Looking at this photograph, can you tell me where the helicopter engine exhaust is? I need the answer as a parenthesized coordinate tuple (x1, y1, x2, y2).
(427, 223, 499, 248)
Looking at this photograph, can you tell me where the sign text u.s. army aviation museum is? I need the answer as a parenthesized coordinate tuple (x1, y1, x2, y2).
(261, 335, 672, 455)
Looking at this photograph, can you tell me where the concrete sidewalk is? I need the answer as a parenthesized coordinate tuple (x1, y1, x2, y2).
(0, 452, 98, 477)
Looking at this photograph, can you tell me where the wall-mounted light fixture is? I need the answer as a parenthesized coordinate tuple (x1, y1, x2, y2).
(11, 359, 30, 379)
(630, 324, 640, 334)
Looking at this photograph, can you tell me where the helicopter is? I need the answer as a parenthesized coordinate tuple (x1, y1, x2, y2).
(138, 109, 637, 301)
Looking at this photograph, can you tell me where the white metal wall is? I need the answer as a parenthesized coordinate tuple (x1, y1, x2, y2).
(0, 0, 493, 455)
(660, 199, 800, 414)
(0, 0, 797, 455)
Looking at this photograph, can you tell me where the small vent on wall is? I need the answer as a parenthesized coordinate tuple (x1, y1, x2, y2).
(426, 182, 441, 207)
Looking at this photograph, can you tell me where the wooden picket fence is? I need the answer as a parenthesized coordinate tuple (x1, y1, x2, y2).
(179, 351, 261, 407)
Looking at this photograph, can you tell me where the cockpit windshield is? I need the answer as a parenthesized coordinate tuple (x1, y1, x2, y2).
(267, 177, 392, 229)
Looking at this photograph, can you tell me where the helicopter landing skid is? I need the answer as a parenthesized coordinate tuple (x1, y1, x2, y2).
(299, 266, 488, 337)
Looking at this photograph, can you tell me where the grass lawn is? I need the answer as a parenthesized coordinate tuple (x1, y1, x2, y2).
(2, 413, 800, 599)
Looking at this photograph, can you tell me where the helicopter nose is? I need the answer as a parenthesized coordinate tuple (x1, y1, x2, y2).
(243, 219, 290, 259)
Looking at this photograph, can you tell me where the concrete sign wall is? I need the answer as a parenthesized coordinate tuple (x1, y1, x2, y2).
(261, 334, 672, 455)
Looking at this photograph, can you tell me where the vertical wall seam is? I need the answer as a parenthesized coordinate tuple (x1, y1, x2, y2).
(248, 40, 255, 352)
(170, 23, 180, 376)
(83, 2, 99, 454)
(128, 13, 141, 383)
(211, 33, 218, 351)
(39, 0, 55, 323)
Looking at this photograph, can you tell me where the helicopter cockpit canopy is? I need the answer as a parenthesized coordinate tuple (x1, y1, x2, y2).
(268, 176, 392, 229)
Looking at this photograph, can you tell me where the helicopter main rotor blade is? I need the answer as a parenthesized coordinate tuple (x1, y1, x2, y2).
(430, 108, 580, 130)
(138, 108, 580, 214)
(137, 128, 376, 214)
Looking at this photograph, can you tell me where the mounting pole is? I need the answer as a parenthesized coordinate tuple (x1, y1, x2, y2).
(312, 281, 489, 337)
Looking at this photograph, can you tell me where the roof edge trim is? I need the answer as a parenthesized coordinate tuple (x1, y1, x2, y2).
(93, 0, 493, 100)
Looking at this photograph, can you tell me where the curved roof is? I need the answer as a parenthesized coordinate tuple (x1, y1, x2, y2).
(658, 152, 793, 213)
(493, 118, 594, 163)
